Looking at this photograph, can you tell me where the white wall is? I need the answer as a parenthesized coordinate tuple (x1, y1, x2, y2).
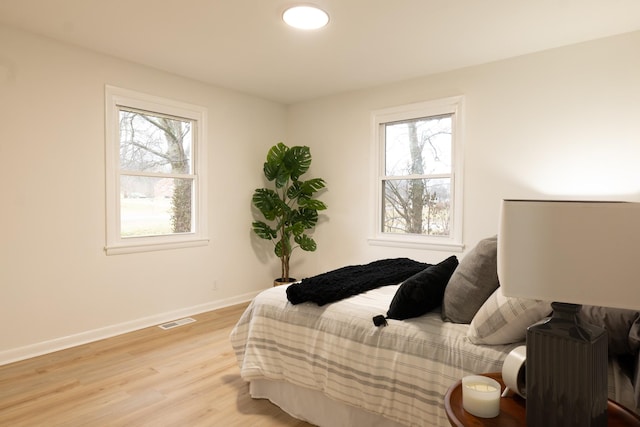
(287, 31, 640, 276)
(0, 25, 287, 363)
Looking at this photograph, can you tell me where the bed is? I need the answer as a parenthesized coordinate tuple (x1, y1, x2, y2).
(230, 239, 640, 427)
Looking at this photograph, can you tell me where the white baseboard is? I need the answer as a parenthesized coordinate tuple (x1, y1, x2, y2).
(0, 291, 260, 367)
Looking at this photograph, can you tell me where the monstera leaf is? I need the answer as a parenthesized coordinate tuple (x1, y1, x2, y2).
(252, 142, 327, 282)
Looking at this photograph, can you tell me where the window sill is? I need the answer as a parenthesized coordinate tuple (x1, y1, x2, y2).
(368, 236, 464, 252)
(105, 238, 209, 255)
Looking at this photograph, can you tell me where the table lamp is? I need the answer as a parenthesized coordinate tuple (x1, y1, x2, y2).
(497, 199, 640, 427)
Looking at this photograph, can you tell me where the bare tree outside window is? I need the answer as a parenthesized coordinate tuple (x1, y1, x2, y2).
(118, 109, 194, 237)
(382, 115, 452, 236)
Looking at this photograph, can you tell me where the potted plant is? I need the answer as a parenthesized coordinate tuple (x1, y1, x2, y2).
(252, 142, 327, 286)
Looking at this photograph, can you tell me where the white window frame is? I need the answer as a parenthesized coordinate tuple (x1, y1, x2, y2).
(105, 85, 208, 255)
(369, 96, 464, 251)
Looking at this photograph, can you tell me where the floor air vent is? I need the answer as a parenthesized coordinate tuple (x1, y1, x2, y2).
(158, 317, 196, 330)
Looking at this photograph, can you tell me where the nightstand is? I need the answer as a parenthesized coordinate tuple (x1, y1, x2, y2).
(444, 372, 640, 427)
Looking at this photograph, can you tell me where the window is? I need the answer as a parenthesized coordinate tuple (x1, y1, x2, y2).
(105, 86, 208, 254)
(370, 96, 464, 251)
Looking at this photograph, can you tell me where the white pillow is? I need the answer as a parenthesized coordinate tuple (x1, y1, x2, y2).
(467, 287, 551, 345)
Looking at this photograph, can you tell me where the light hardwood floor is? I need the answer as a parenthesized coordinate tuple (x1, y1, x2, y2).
(0, 303, 313, 427)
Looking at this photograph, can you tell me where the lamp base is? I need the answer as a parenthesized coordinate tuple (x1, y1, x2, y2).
(526, 302, 608, 427)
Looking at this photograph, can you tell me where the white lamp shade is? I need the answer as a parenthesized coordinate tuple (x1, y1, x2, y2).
(497, 199, 640, 310)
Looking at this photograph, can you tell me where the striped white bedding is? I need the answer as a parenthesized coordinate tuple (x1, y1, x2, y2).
(230, 284, 522, 426)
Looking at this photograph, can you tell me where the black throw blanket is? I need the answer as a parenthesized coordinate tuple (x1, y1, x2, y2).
(286, 258, 429, 306)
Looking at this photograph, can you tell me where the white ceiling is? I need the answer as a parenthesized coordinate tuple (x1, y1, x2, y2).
(2, 0, 640, 104)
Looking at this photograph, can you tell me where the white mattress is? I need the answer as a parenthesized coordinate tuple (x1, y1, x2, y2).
(230, 284, 523, 426)
(249, 379, 406, 427)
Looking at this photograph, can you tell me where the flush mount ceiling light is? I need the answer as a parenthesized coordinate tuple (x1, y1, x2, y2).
(283, 5, 329, 30)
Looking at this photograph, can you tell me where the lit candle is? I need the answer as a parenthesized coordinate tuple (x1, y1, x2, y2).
(462, 375, 501, 418)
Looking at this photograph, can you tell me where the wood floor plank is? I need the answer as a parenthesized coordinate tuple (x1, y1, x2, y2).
(0, 303, 313, 427)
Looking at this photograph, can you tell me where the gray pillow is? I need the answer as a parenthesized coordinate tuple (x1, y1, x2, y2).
(578, 305, 640, 355)
(441, 236, 499, 324)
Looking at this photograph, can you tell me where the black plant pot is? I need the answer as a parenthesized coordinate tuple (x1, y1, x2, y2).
(273, 277, 297, 287)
